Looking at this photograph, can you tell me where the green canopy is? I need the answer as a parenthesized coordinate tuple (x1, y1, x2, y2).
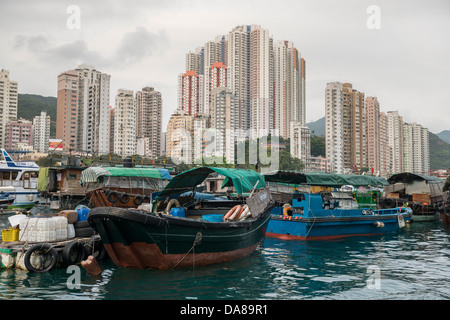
(156, 167, 265, 200)
(338, 174, 388, 186)
(264, 171, 388, 187)
(80, 166, 171, 185)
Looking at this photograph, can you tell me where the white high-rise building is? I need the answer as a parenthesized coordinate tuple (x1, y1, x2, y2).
(387, 111, 404, 174)
(0, 69, 18, 148)
(274, 40, 304, 139)
(33, 111, 51, 153)
(249, 25, 274, 139)
(325, 82, 344, 173)
(290, 121, 311, 169)
(114, 89, 136, 157)
(403, 122, 429, 174)
(136, 87, 162, 158)
(209, 87, 236, 163)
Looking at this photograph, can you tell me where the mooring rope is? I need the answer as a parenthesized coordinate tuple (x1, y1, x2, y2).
(169, 231, 202, 271)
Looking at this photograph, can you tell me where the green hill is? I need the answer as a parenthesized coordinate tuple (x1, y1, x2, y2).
(430, 132, 450, 169)
(437, 130, 450, 144)
(18, 94, 57, 137)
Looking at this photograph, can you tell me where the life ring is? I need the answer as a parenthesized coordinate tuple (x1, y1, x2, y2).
(24, 243, 58, 273)
(120, 193, 130, 204)
(62, 241, 87, 266)
(133, 195, 144, 206)
(165, 198, 180, 214)
(107, 191, 118, 203)
(224, 205, 242, 221)
(283, 205, 293, 216)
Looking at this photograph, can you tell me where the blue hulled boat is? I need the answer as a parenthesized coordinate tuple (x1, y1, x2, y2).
(264, 171, 412, 240)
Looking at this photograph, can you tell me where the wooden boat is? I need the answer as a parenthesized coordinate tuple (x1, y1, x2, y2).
(80, 166, 172, 208)
(381, 173, 445, 222)
(88, 167, 274, 270)
(440, 205, 450, 225)
(264, 171, 411, 240)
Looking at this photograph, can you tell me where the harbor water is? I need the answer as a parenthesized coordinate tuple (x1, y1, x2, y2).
(0, 213, 448, 300)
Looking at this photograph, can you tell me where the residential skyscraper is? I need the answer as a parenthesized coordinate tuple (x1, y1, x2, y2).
(4, 118, 32, 150)
(209, 87, 236, 163)
(0, 69, 18, 148)
(387, 111, 404, 174)
(56, 70, 79, 151)
(290, 121, 311, 169)
(114, 89, 136, 157)
(136, 87, 162, 158)
(32, 112, 50, 153)
(177, 71, 204, 116)
(325, 82, 344, 173)
(365, 96, 380, 173)
(274, 41, 304, 139)
(56, 65, 111, 155)
(403, 122, 429, 174)
(325, 82, 365, 174)
(249, 25, 274, 138)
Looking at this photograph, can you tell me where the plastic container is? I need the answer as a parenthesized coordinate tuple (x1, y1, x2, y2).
(58, 210, 78, 224)
(67, 224, 75, 238)
(170, 207, 185, 217)
(76, 206, 90, 222)
(2, 229, 19, 242)
(202, 214, 224, 222)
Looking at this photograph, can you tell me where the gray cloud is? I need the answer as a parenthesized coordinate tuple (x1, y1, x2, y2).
(115, 27, 169, 65)
(11, 26, 169, 69)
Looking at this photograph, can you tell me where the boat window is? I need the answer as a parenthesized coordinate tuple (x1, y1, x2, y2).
(2, 172, 10, 180)
(11, 171, 18, 179)
(29, 172, 38, 178)
(69, 173, 78, 179)
(293, 193, 305, 201)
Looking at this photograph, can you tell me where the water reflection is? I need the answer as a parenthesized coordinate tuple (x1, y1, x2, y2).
(0, 220, 448, 299)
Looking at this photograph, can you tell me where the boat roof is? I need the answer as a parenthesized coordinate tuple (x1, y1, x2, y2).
(263, 171, 389, 187)
(156, 167, 265, 200)
(388, 172, 444, 184)
(80, 166, 172, 185)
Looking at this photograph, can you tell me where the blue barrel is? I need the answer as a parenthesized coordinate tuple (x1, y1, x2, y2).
(76, 206, 90, 221)
(170, 207, 185, 217)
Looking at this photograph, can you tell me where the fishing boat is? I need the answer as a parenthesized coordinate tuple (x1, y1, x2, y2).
(88, 167, 274, 270)
(0, 149, 40, 209)
(0, 187, 15, 206)
(263, 171, 412, 240)
(380, 172, 445, 222)
(80, 166, 172, 208)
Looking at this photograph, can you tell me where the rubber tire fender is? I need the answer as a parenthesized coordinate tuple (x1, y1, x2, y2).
(119, 193, 130, 204)
(84, 239, 107, 261)
(107, 191, 118, 203)
(133, 195, 143, 206)
(24, 243, 58, 273)
(62, 241, 87, 266)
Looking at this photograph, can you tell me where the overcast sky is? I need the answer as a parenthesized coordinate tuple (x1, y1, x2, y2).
(1, 0, 449, 133)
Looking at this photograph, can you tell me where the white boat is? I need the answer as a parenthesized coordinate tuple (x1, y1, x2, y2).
(0, 149, 40, 209)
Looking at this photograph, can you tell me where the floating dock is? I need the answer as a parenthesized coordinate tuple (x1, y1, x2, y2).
(0, 235, 105, 272)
